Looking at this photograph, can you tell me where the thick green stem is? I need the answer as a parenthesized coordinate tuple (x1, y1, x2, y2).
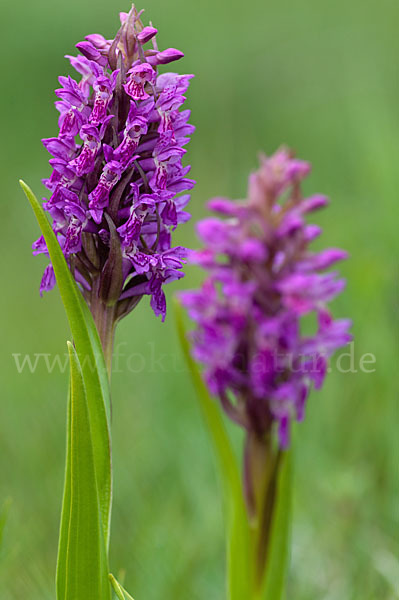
(245, 432, 280, 595)
(90, 277, 117, 380)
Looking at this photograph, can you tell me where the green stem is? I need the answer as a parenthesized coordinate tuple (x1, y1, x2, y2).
(90, 278, 117, 380)
(245, 433, 280, 597)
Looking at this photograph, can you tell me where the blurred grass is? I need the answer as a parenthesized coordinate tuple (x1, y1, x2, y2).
(0, 0, 398, 598)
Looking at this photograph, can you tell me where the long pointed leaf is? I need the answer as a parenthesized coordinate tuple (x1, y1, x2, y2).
(63, 342, 110, 600)
(109, 574, 135, 600)
(20, 181, 112, 546)
(56, 388, 72, 599)
(175, 301, 251, 600)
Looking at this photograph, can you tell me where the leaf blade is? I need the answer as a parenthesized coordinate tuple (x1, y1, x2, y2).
(62, 342, 110, 600)
(56, 387, 72, 600)
(174, 301, 251, 600)
(20, 180, 112, 545)
(109, 574, 135, 600)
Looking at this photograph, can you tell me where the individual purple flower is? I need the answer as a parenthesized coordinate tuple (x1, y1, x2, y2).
(40, 264, 56, 296)
(69, 120, 110, 176)
(34, 6, 195, 350)
(55, 75, 89, 108)
(63, 196, 89, 254)
(156, 84, 186, 133)
(124, 62, 156, 100)
(151, 132, 186, 190)
(113, 100, 153, 167)
(181, 149, 352, 456)
(55, 77, 91, 138)
(89, 160, 125, 223)
(90, 72, 119, 126)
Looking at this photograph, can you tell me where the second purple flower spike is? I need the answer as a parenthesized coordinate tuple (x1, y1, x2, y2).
(181, 149, 352, 455)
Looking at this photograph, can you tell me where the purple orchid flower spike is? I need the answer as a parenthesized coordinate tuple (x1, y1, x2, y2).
(34, 4, 195, 359)
(180, 148, 352, 518)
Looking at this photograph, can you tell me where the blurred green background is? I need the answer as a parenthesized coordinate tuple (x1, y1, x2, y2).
(0, 0, 398, 598)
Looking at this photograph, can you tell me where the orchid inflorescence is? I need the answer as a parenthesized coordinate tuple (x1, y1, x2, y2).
(181, 149, 352, 450)
(34, 5, 195, 339)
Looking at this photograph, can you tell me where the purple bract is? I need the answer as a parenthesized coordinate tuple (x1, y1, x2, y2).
(35, 6, 195, 323)
(181, 149, 352, 448)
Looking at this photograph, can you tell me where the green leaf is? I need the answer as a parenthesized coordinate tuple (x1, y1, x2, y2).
(20, 181, 113, 600)
(60, 342, 110, 600)
(109, 574, 135, 600)
(259, 451, 292, 600)
(56, 386, 71, 599)
(174, 301, 251, 600)
(20, 181, 112, 546)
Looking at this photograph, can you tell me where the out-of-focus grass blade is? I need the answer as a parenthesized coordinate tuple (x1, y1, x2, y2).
(0, 498, 11, 551)
(60, 342, 110, 600)
(260, 451, 292, 600)
(175, 301, 251, 600)
(109, 574, 135, 600)
(20, 181, 112, 547)
(174, 301, 238, 490)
